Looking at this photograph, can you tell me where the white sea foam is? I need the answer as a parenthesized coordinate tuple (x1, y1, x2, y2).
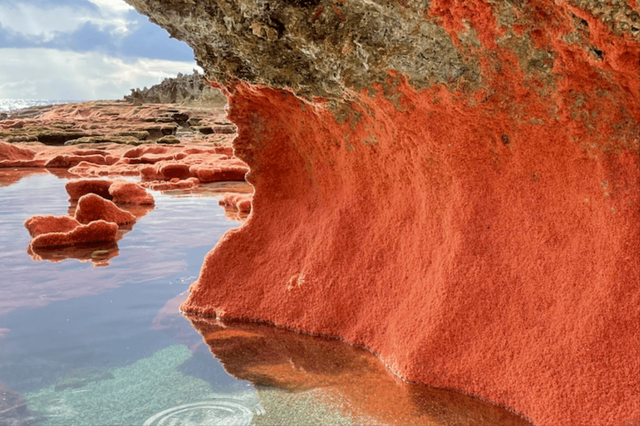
(0, 99, 77, 113)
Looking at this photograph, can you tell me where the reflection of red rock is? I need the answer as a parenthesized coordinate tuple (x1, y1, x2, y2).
(28, 241, 120, 267)
(152, 292, 203, 351)
(188, 317, 532, 426)
(75, 194, 136, 226)
(29, 220, 118, 248)
(218, 193, 252, 221)
(181, 75, 639, 426)
(24, 215, 80, 237)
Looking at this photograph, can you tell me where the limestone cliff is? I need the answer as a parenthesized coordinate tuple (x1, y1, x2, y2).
(125, 70, 226, 104)
(125, 0, 640, 425)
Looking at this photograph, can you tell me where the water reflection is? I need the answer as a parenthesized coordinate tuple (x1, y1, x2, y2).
(27, 240, 120, 266)
(187, 316, 533, 426)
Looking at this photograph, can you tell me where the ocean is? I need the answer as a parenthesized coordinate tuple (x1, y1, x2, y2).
(0, 99, 79, 113)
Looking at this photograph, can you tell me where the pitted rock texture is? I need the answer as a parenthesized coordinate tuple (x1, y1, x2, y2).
(126, 1, 639, 425)
(124, 70, 227, 105)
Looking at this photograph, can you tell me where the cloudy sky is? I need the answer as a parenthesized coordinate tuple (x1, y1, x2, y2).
(0, 0, 200, 100)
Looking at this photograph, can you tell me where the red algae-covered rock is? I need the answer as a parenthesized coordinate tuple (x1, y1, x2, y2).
(0, 159, 47, 168)
(158, 162, 192, 180)
(122, 145, 168, 158)
(108, 181, 154, 205)
(218, 193, 252, 213)
(126, 0, 640, 424)
(190, 164, 248, 183)
(30, 220, 118, 248)
(181, 82, 640, 426)
(75, 194, 136, 226)
(140, 177, 199, 191)
(0, 142, 36, 161)
(65, 179, 114, 201)
(24, 215, 81, 238)
(45, 154, 118, 169)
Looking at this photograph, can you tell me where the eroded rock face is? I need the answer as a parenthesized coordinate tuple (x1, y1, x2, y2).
(126, 0, 640, 425)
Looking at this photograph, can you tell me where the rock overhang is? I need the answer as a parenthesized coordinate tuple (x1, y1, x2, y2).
(123, 0, 640, 425)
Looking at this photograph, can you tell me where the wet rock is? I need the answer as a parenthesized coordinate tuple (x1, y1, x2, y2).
(30, 220, 119, 248)
(0, 142, 35, 161)
(75, 194, 136, 226)
(190, 164, 248, 183)
(45, 154, 118, 169)
(24, 215, 81, 238)
(108, 181, 155, 205)
(66, 179, 114, 201)
(218, 193, 252, 214)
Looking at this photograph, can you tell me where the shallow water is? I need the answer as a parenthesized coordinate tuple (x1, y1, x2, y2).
(0, 170, 533, 426)
(0, 171, 258, 425)
(0, 100, 77, 113)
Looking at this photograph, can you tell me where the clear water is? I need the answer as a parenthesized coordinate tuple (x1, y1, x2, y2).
(0, 100, 79, 113)
(0, 171, 259, 425)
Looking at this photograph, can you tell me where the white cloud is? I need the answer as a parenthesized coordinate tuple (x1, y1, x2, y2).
(0, 3, 92, 41)
(0, 0, 134, 40)
(0, 48, 201, 100)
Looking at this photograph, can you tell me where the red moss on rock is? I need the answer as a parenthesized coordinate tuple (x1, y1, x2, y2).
(190, 164, 248, 182)
(45, 154, 119, 169)
(108, 181, 154, 205)
(122, 145, 168, 158)
(158, 163, 192, 180)
(24, 215, 81, 238)
(75, 194, 136, 226)
(65, 179, 114, 201)
(218, 193, 252, 213)
(181, 71, 639, 426)
(140, 177, 200, 191)
(0, 142, 36, 161)
(30, 220, 118, 248)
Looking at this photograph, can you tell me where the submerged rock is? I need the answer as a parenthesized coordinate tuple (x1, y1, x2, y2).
(126, 0, 640, 424)
(0, 381, 37, 426)
(54, 367, 115, 392)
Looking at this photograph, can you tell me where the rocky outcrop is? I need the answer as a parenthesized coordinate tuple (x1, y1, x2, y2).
(124, 71, 227, 105)
(126, 0, 640, 425)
